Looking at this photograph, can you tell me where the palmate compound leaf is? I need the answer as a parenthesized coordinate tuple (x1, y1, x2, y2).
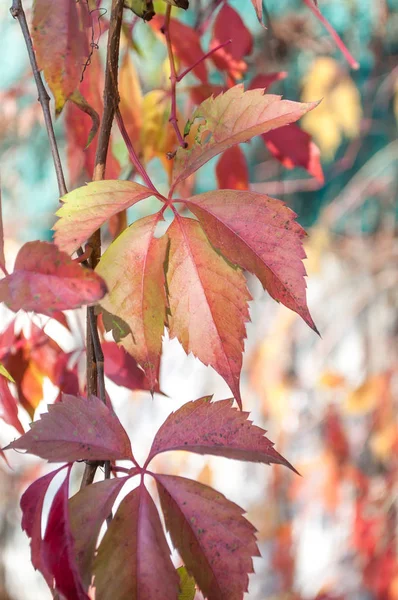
(32, 0, 88, 114)
(53, 181, 155, 255)
(3, 394, 133, 462)
(166, 216, 251, 409)
(184, 191, 318, 333)
(96, 214, 168, 392)
(146, 397, 296, 471)
(171, 85, 318, 190)
(0, 241, 107, 316)
(156, 474, 260, 600)
(93, 483, 180, 600)
(69, 477, 130, 588)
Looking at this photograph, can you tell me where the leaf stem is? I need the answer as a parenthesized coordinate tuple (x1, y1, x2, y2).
(163, 5, 188, 149)
(177, 39, 231, 82)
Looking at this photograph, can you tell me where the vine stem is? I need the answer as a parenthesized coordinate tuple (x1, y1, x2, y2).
(8, 0, 124, 487)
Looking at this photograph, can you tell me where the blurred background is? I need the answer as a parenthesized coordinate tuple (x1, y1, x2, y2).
(0, 0, 398, 598)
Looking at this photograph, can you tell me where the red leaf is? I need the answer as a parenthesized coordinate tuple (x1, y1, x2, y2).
(263, 124, 324, 183)
(302, 0, 359, 69)
(156, 474, 260, 600)
(96, 215, 168, 392)
(102, 341, 157, 393)
(32, 0, 89, 114)
(146, 397, 296, 471)
(20, 467, 65, 586)
(94, 483, 179, 600)
(184, 191, 318, 332)
(0, 241, 107, 316)
(171, 85, 318, 190)
(65, 51, 120, 185)
(0, 374, 24, 434)
(151, 16, 207, 83)
(54, 181, 155, 255)
(249, 72, 288, 91)
(188, 84, 225, 106)
(216, 146, 249, 190)
(42, 468, 89, 600)
(166, 216, 251, 409)
(69, 477, 129, 587)
(210, 4, 252, 79)
(4, 394, 133, 462)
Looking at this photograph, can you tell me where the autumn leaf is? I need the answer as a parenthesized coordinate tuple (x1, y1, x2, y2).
(0, 363, 14, 383)
(171, 85, 318, 189)
(94, 484, 179, 600)
(97, 307, 133, 343)
(184, 190, 317, 332)
(250, 0, 263, 24)
(54, 181, 155, 255)
(103, 341, 161, 393)
(0, 241, 107, 316)
(96, 215, 167, 391)
(0, 374, 24, 434)
(177, 566, 196, 600)
(263, 124, 324, 183)
(41, 468, 89, 600)
(156, 474, 260, 600)
(119, 50, 143, 155)
(249, 72, 288, 91)
(32, 0, 89, 114)
(140, 90, 179, 174)
(210, 3, 252, 79)
(4, 394, 133, 462)
(166, 216, 251, 408)
(216, 146, 249, 190)
(150, 15, 207, 83)
(69, 477, 129, 588)
(146, 396, 297, 471)
(21, 467, 66, 587)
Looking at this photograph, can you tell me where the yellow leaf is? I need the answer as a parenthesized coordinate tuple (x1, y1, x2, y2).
(344, 374, 386, 415)
(301, 57, 362, 160)
(0, 363, 15, 383)
(318, 370, 346, 389)
(370, 422, 398, 461)
(119, 51, 143, 149)
(177, 566, 196, 600)
(140, 89, 178, 175)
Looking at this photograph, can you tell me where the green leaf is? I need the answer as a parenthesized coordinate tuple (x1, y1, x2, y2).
(177, 566, 195, 600)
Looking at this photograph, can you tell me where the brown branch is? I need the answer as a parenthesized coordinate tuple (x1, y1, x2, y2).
(82, 0, 125, 489)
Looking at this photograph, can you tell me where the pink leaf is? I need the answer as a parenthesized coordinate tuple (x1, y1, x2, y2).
(171, 85, 318, 190)
(0, 374, 24, 434)
(249, 72, 288, 91)
(54, 181, 155, 255)
(4, 394, 133, 462)
(20, 466, 65, 586)
(69, 477, 129, 587)
(184, 190, 318, 332)
(96, 215, 167, 392)
(216, 146, 249, 191)
(41, 467, 89, 600)
(166, 216, 251, 409)
(94, 483, 179, 600)
(146, 397, 296, 471)
(0, 241, 107, 316)
(263, 124, 324, 183)
(302, 0, 359, 69)
(102, 341, 156, 393)
(156, 474, 260, 600)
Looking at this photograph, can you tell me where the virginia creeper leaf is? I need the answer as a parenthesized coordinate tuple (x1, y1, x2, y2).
(4, 394, 133, 462)
(96, 215, 167, 391)
(151, 16, 207, 83)
(20, 466, 66, 587)
(94, 484, 179, 600)
(210, 3, 252, 79)
(32, 0, 88, 114)
(0, 374, 24, 434)
(171, 85, 318, 189)
(54, 181, 155, 255)
(0, 241, 107, 316)
(69, 477, 129, 587)
(156, 474, 260, 600)
(216, 146, 249, 190)
(166, 217, 251, 409)
(102, 341, 160, 393)
(41, 468, 89, 600)
(146, 397, 296, 471)
(184, 191, 318, 332)
(263, 124, 324, 183)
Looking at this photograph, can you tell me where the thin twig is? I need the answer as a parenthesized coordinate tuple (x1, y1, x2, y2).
(82, 0, 125, 489)
(177, 39, 231, 82)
